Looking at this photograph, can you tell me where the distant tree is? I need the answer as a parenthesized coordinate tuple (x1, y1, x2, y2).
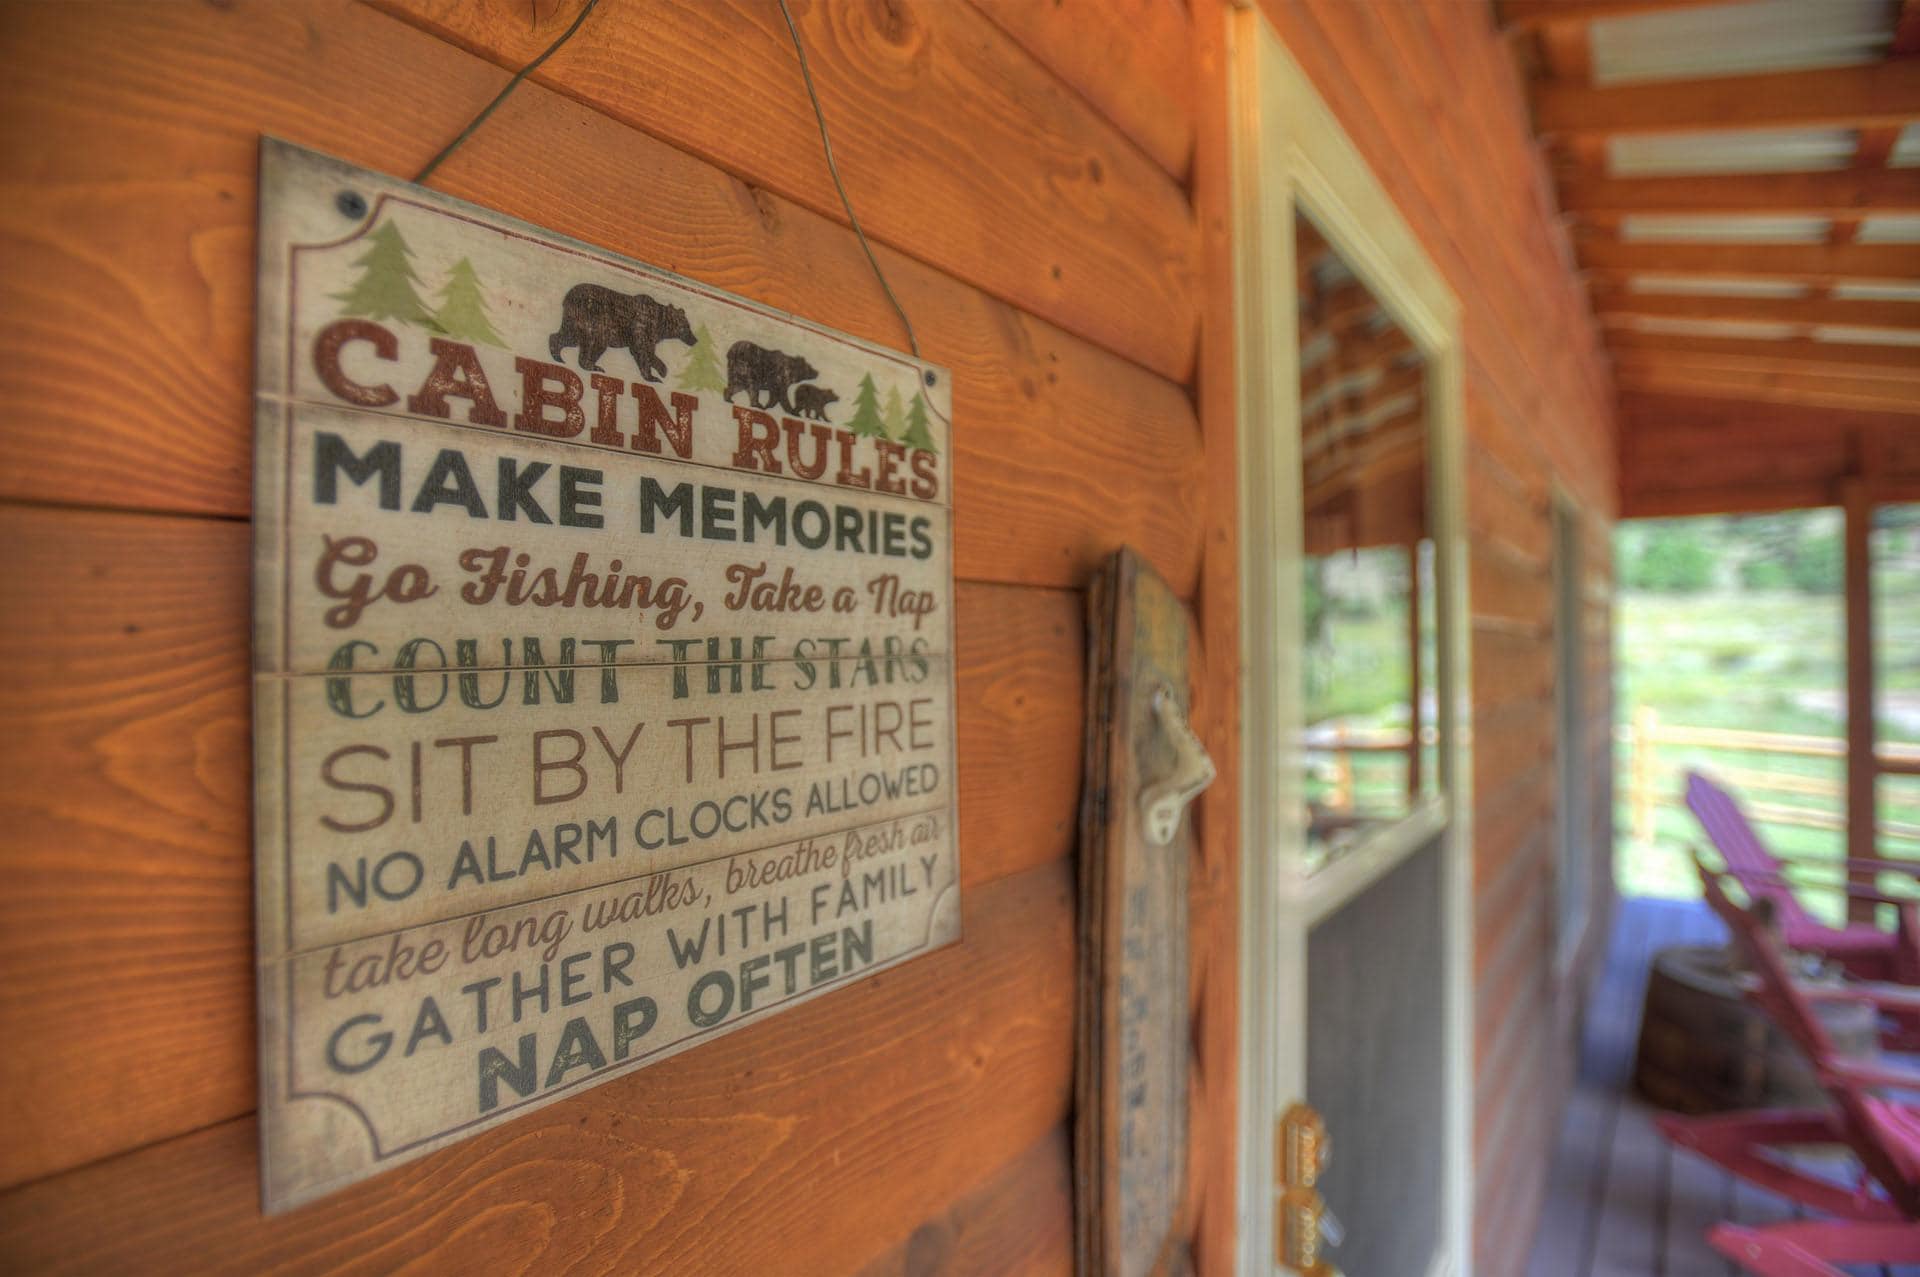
(334, 220, 439, 328)
(1626, 523, 1713, 593)
(1788, 529, 1843, 594)
(881, 385, 907, 439)
(430, 258, 504, 346)
(846, 373, 887, 438)
(677, 324, 727, 394)
(901, 392, 937, 452)
(1739, 558, 1790, 591)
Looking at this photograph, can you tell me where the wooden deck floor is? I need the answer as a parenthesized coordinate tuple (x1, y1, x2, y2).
(1523, 896, 1918, 1277)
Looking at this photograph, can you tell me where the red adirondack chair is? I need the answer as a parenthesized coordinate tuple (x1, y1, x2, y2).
(1659, 856, 1920, 1276)
(1686, 770, 1920, 985)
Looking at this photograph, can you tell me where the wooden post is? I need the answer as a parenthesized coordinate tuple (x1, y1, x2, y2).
(1633, 705, 1658, 844)
(1407, 540, 1423, 800)
(1844, 478, 1878, 923)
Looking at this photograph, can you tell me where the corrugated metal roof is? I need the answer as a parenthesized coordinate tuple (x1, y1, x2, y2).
(1857, 215, 1920, 244)
(1609, 128, 1859, 177)
(1627, 316, 1800, 340)
(1628, 275, 1810, 298)
(1620, 215, 1833, 243)
(1832, 280, 1920, 302)
(1810, 325, 1920, 347)
(1590, 0, 1893, 85)
(1892, 123, 1920, 168)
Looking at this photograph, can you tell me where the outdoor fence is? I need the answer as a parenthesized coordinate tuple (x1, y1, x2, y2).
(1618, 708, 1920, 854)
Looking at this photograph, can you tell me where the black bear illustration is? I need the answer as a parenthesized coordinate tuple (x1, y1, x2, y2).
(548, 284, 695, 382)
(791, 385, 838, 422)
(724, 341, 819, 415)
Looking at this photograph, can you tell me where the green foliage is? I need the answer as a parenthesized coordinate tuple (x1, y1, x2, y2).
(334, 220, 439, 329)
(901, 392, 937, 452)
(676, 324, 727, 395)
(1740, 559, 1789, 590)
(430, 258, 503, 346)
(881, 385, 906, 439)
(1788, 529, 1842, 594)
(1624, 525, 1714, 593)
(846, 373, 886, 438)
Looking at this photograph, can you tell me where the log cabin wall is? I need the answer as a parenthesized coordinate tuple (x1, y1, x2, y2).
(1249, 6, 1620, 1277)
(0, 2, 1613, 1274)
(0, 0, 1241, 1272)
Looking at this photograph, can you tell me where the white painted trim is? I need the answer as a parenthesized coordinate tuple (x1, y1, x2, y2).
(1230, 11, 1475, 1275)
(1298, 799, 1448, 928)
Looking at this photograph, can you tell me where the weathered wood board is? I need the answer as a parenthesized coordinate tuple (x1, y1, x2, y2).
(1077, 548, 1197, 1277)
(253, 141, 959, 1212)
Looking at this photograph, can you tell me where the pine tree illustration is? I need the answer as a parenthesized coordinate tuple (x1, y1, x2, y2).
(881, 385, 907, 439)
(333, 220, 439, 328)
(846, 372, 887, 438)
(677, 324, 727, 394)
(901, 392, 938, 453)
(431, 258, 504, 346)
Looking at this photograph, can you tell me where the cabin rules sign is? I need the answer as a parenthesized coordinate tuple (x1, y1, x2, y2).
(252, 141, 959, 1211)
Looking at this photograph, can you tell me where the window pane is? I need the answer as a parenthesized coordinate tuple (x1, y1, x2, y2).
(1296, 208, 1436, 865)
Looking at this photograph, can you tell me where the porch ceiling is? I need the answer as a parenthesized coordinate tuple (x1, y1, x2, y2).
(1499, 0, 1920, 517)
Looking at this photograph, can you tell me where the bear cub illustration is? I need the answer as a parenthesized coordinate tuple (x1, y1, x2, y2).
(725, 341, 818, 416)
(791, 385, 838, 422)
(548, 284, 695, 382)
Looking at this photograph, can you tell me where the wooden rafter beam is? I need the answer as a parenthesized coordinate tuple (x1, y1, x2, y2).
(1534, 61, 1920, 136)
(1896, 0, 1920, 57)
(1618, 391, 1920, 436)
(1594, 291, 1920, 331)
(1577, 238, 1920, 279)
(1607, 329, 1920, 377)
(1613, 356, 1920, 413)
(1559, 170, 1920, 217)
(1497, 0, 1734, 31)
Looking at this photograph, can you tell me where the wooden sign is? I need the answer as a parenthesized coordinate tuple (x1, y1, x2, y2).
(252, 141, 959, 1212)
(1076, 548, 1208, 1277)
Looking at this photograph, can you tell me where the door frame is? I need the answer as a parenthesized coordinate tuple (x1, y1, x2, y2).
(1228, 10, 1474, 1275)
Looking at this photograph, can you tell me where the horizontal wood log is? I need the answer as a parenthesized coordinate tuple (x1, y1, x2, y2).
(966, 0, 1193, 182)
(0, 858, 1075, 1276)
(1614, 357, 1920, 415)
(0, 0, 1205, 597)
(1577, 238, 1920, 280)
(1605, 329, 1920, 378)
(1559, 169, 1920, 217)
(1470, 539, 1554, 632)
(367, 0, 1200, 383)
(1535, 60, 1920, 136)
(1596, 290, 1920, 332)
(0, 506, 1085, 1189)
(853, 1127, 1073, 1277)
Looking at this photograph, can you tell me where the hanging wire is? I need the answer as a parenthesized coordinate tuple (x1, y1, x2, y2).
(774, 0, 922, 365)
(413, 0, 604, 187)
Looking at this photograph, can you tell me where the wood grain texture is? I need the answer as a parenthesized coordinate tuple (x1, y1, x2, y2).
(1534, 59, 1920, 136)
(1560, 168, 1920, 216)
(967, 0, 1194, 182)
(1184, 7, 1242, 1273)
(1615, 358, 1920, 415)
(0, 0, 1206, 598)
(1577, 237, 1920, 279)
(0, 505, 1086, 1189)
(0, 858, 1074, 1277)
(368, 0, 1201, 384)
(853, 1129, 1073, 1277)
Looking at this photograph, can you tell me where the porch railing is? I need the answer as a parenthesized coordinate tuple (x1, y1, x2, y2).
(1618, 708, 1920, 853)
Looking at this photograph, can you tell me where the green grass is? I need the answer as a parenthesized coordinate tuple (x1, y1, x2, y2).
(1615, 515, 1920, 908)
